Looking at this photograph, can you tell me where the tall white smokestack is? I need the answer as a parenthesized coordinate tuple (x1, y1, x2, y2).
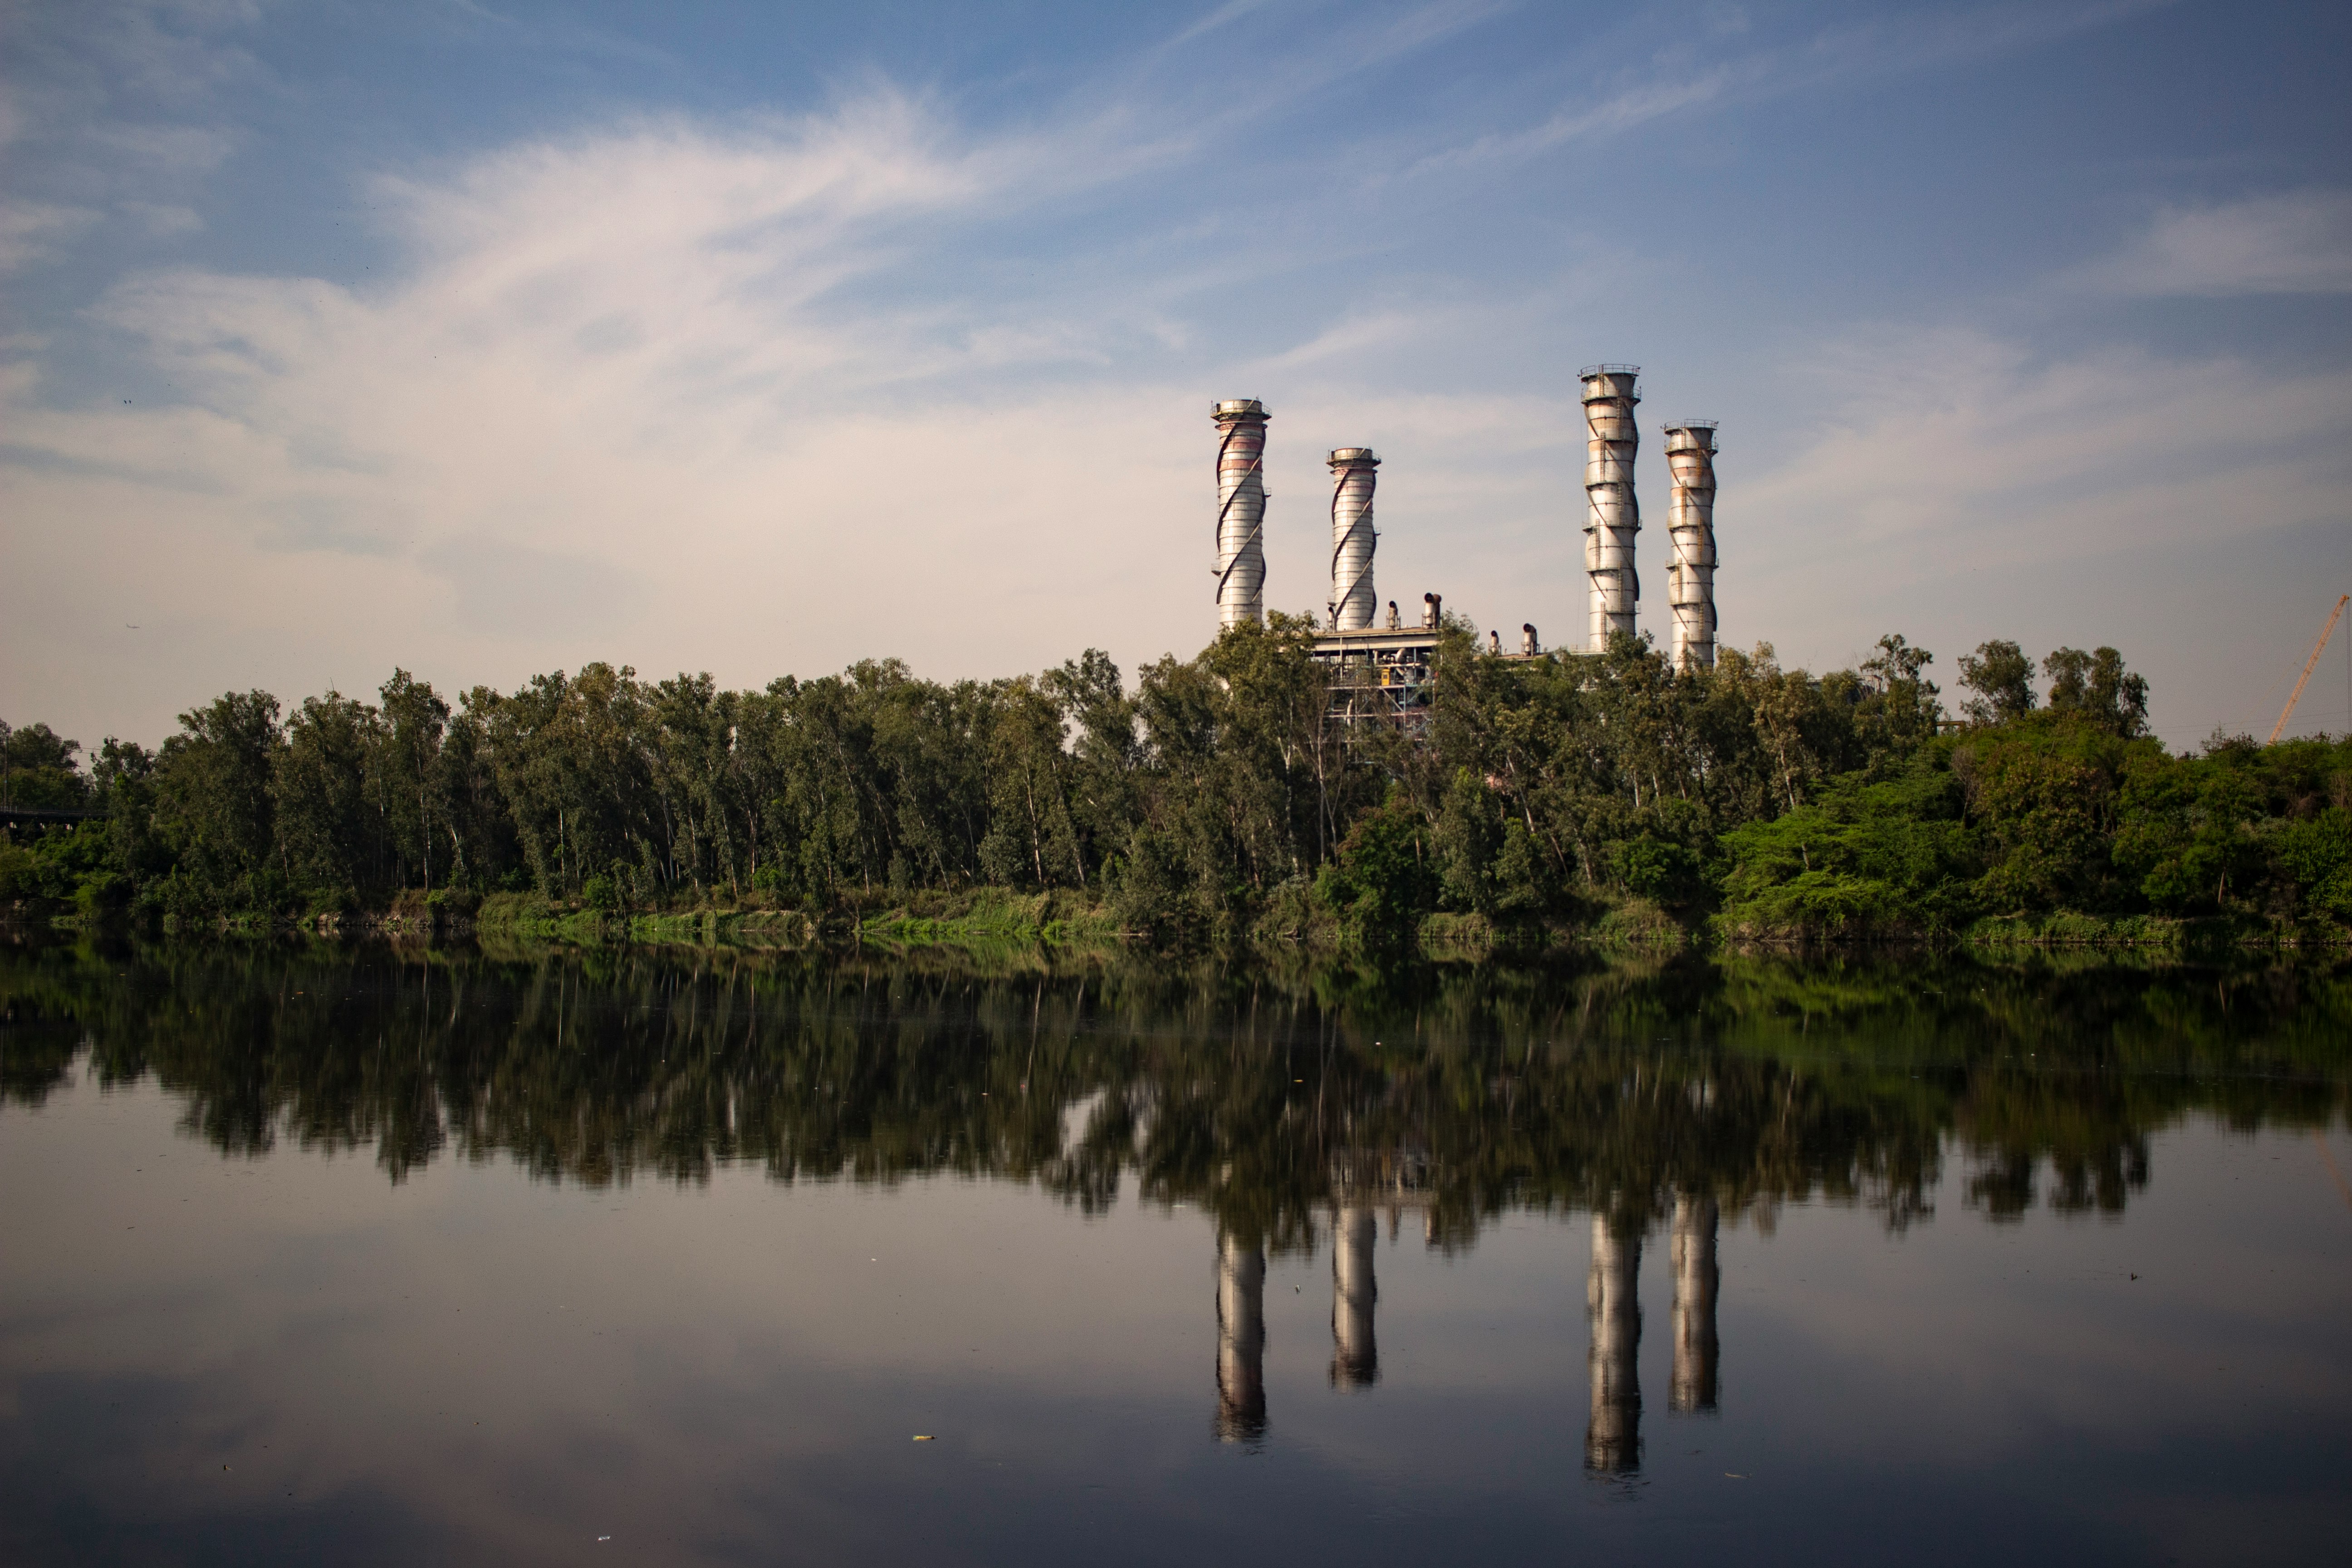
(1664, 422, 1719, 671)
(1327, 448, 1379, 631)
(1581, 367, 1642, 651)
(1213, 400, 1270, 630)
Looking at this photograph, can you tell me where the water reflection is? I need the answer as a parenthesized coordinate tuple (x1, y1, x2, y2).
(1329, 1205, 1377, 1389)
(1215, 1232, 1266, 1443)
(1586, 1215, 1643, 1473)
(1669, 1193, 1719, 1417)
(2, 931, 2347, 1470)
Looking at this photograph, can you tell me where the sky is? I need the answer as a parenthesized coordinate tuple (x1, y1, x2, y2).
(3, 0, 2349, 753)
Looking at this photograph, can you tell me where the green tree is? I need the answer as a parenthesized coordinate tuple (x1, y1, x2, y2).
(377, 670, 451, 892)
(275, 691, 387, 909)
(2043, 647, 2150, 738)
(1315, 787, 1439, 952)
(152, 691, 284, 912)
(1958, 640, 2035, 725)
(1, 721, 92, 810)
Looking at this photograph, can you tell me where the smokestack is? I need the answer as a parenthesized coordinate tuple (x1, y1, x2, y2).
(1213, 400, 1270, 630)
(1522, 623, 1539, 656)
(1327, 448, 1379, 630)
(1664, 422, 1719, 671)
(1580, 366, 1642, 652)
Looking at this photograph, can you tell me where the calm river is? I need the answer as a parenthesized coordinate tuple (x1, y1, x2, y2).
(2, 936, 2347, 1565)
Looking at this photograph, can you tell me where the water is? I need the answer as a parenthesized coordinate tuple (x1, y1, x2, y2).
(2, 938, 2347, 1566)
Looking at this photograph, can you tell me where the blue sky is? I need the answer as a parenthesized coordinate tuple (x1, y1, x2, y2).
(5, 0, 2349, 750)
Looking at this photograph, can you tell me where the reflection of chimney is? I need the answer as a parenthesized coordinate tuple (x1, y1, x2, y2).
(1330, 1206, 1378, 1388)
(1670, 1193, 1720, 1414)
(1216, 1232, 1267, 1443)
(1585, 1215, 1643, 1474)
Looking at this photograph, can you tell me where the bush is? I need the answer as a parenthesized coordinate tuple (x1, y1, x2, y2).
(1314, 789, 1440, 954)
(1613, 836, 1701, 904)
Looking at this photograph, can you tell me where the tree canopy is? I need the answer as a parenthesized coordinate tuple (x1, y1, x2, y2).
(4, 629, 2346, 941)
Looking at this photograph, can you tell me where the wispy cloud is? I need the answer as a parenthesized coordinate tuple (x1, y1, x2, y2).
(0, 0, 260, 270)
(1161, 0, 1283, 51)
(1745, 328, 2351, 559)
(0, 201, 100, 271)
(1730, 326, 2352, 736)
(1253, 307, 1439, 371)
(1417, 0, 2176, 171)
(2075, 190, 2352, 297)
(0, 95, 1225, 720)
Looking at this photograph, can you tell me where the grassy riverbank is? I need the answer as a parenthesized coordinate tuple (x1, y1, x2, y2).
(12, 885, 2345, 959)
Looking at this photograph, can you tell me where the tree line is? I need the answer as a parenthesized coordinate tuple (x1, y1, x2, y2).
(2, 623, 2346, 942)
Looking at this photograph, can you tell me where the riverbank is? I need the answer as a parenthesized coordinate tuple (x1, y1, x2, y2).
(9, 888, 2345, 955)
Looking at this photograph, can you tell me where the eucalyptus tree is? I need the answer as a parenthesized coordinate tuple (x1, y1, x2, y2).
(151, 691, 284, 911)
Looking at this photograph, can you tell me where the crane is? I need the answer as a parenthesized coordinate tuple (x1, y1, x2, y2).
(2268, 593, 2350, 745)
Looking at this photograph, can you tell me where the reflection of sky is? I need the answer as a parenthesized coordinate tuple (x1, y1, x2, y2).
(5, 1074, 2347, 1565)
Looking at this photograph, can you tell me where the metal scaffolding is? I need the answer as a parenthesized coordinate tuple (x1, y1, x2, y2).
(1310, 626, 1439, 739)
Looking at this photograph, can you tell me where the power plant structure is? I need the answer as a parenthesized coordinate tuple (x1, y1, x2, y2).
(1212, 399, 1271, 630)
(1663, 421, 1720, 670)
(1581, 366, 1643, 652)
(1206, 378, 1720, 728)
(1327, 447, 1380, 631)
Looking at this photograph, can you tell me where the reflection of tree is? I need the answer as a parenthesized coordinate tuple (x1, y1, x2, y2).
(0, 936, 2342, 1247)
